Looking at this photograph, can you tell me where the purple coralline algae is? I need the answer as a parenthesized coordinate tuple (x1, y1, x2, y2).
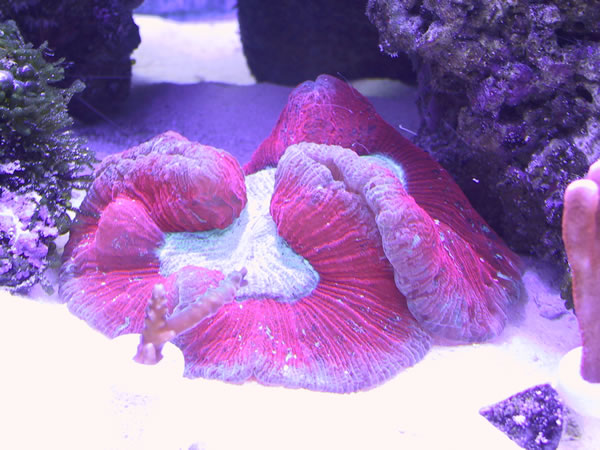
(367, 1, 599, 271)
(0, 189, 57, 291)
(480, 383, 565, 450)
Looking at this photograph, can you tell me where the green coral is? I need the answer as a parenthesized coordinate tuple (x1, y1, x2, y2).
(0, 20, 95, 292)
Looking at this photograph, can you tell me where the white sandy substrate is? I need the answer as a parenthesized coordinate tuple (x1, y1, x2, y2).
(1, 14, 598, 450)
(132, 14, 254, 86)
(0, 265, 594, 450)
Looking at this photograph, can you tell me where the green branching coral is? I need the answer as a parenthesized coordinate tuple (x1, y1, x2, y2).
(0, 20, 95, 293)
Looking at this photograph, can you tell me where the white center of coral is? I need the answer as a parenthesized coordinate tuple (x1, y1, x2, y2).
(157, 168, 319, 302)
(362, 154, 407, 186)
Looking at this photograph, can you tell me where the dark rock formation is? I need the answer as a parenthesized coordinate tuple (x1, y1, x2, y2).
(0, 0, 142, 121)
(367, 0, 599, 269)
(480, 384, 564, 449)
(237, 0, 416, 86)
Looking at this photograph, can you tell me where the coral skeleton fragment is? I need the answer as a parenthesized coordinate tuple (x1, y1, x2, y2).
(562, 159, 600, 383)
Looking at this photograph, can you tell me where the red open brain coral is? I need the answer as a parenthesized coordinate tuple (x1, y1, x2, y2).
(59, 75, 523, 393)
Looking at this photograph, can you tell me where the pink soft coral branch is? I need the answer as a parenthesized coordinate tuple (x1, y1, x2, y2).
(134, 268, 248, 364)
(563, 160, 600, 383)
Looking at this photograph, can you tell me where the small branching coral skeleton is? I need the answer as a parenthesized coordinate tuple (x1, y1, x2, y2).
(135, 268, 248, 364)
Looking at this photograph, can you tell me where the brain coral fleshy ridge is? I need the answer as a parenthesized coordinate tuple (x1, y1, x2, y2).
(246, 75, 523, 338)
(59, 75, 524, 393)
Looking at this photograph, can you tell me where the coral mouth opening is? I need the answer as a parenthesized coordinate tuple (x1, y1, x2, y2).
(157, 168, 320, 303)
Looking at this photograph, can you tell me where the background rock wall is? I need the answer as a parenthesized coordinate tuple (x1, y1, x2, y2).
(237, 0, 416, 86)
(367, 0, 599, 272)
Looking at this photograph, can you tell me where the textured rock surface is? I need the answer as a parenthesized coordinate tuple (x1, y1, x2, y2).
(367, 0, 599, 269)
(0, 0, 141, 121)
(0, 191, 57, 291)
(480, 383, 564, 449)
(237, 0, 416, 86)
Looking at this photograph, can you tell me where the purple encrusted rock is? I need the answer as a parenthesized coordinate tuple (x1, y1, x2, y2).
(480, 384, 565, 450)
(367, 0, 599, 275)
(0, 189, 58, 290)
